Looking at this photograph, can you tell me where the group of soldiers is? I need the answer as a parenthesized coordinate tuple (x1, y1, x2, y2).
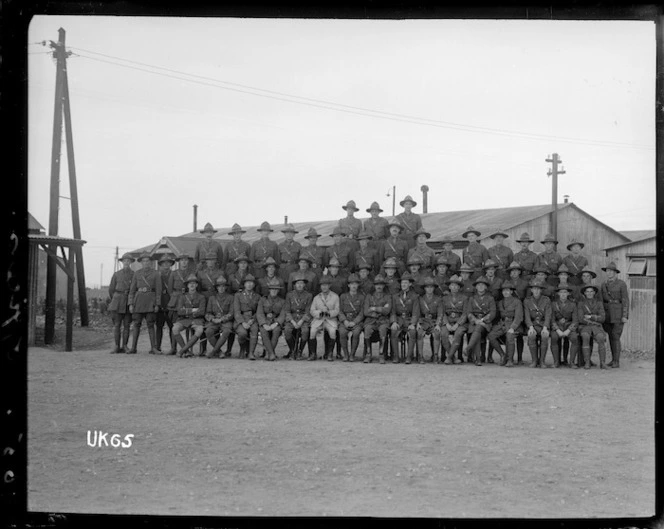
(108, 196, 630, 369)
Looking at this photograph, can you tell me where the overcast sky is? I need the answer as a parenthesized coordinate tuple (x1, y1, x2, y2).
(28, 16, 656, 288)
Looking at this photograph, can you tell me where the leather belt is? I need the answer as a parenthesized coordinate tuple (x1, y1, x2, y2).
(608, 300, 621, 303)
(138, 288, 154, 293)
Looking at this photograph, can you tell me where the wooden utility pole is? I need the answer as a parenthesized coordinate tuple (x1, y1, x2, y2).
(546, 153, 565, 241)
(115, 246, 119, 273)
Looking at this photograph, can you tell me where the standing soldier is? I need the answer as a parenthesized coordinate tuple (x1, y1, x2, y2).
(172, 275, 206, 358)
(354, 230, 378, 275)
(382, 257, 401, 295)
(395, 195, 422, 249)
(378, 221, 409, 275)
(325, 227, 354, 275)
(363, 274, 392, 364)
(458, 263, 476, 298)
(438, 236, 461, 275)
(223, 224, 251, 277)
(554, 265, 575, 365)
(563, 239, 588, 287)
(513, 232, 538, 280)
(364, 201, 389, 250)
(257, 256, 285, 297)
(578, 283, 608, 369)
(155, 255, 175, 354)
(441, 275, 468, 364)
(390, 272, 420, 364)
(357, 263, 374, 296)
(198, 255, 224, 300)
(194, 223, 224, 271)
(527, 266, 556, 300)
(482, 259, 503, 302)
(408, 227, 436, 275)
(416, 277, 444, 363)
(228, 254, 252, 294)
(339, 200, 362, 254)
(250, 221, 280, 280)
(300, 228, 326, 277)
(556, 264, 575, 299)
(108, 253, 135, 354)
(536, 233, 563, 287)
(338, 274, 366, 362)
(550, 285, 579, 368)
(600, 261, 629, 368)
(461, 226, 488, 280)
(324, 258, 347, 296)
(432, 256, 451, 298)
(234, 274, 261, 360)
(406, 254, 427, 296)
(278, 223, 301, 283)
(204, 276, 234, 359)
(283, 272, 313, 360)
(487, 230, 514, 280)
(574, 265, 598, 368)
(523, 278, 552, 368)
(465, 276, 497, 366)
(127, 252, 162, 355)
(256, 279, 286, 361)
(287, 256, 318, 294)
(487, 281, 523, 367)
(309, 275, 341, 361)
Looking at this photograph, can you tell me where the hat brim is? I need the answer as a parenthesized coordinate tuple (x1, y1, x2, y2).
(446, 279, 463, 286)
(342, 205, 360, 212)
(415, 232, 432, 239)
(228, 230, 247, 235)
(234, 257, 252, 264)
(462, 230, 481, 238)
(258, 228, 274, 233)
(304, 234, 321, 239)
(556, 286, 572, 292)
(263, 261, 279, 268)
(578, 271, 597, 278)
(516, 239, 535, 243)
(541, 239, 559, 244)
(366, 207, 384, 213)
(281, 230, 299, 234)
(399, 200, 417, 207)
(387, 223, 404, 231)
(582, 285, 599, 293)
(373, 280, 387, 285)
(473, 280, 490, 286)
(490, 232, 508, 239)
(199, 229, 218, 234)
(119, 256, 136, 262)
(601, 266, 620, 273)
(566, 242, 584, 250)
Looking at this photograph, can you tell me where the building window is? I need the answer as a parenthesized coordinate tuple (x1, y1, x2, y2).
(646, 257, 657, 277)
(627, 258, 647, 276)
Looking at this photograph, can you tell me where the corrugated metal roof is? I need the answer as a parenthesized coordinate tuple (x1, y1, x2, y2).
(28, 234, 87, 245)
(620, 230, 656, 242)
(604, 235, 656, 252)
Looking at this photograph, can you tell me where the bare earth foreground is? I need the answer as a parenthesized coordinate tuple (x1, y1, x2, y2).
(28, 338, 654, 519)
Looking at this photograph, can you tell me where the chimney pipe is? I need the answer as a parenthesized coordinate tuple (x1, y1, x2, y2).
(193, 204, 198, 232)
(284, 215, 288, 225)
(563, 195, 569, 204)
(420, 185, 429, 214)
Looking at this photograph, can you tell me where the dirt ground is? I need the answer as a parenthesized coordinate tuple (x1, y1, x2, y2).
(28, 328, 655, 519)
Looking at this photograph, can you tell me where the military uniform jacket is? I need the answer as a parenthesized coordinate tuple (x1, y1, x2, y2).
(487, 245, 514, 273)
(284, 290, 313, 323)
(432, 273, 450, 298)
(363, 292, 392, 323)
(395, 212, 422, 242)
(108, 268, 134, 313)
(159, 270, 171, 308)
(325, 244, 353, 271)
(339, 292, 366, 324)
(465, 293, 496, 328)
(378, 237, 409, 266)
(526, 282, 556, 300)
(234, 290, 262, 324)
(391, 290, 420, 325)
(358, 277, 374, 296)
(194, 239, 224, 268)
(363, 217, 389, 242)
(256, 295, 286, 326)
(197, 267, 225, 294)
(510, 276, 529, 301)
(299, 245, 326, 273)
(523, 295, 552, 329)
(601, 279, 629, 322)
(223, 240, 251, 275)
(176, 291, 206, 320)
(354, 248, 379, 274)
(278, 240, 302, 269)
(556, 282, 577, 302)
(577, 297, 605, 328)
(249, 239, 279, 270)
(311, 291, 340, 320)
(514, 249, 538, 276)
(129, 268, 162, 313)
(438, 250, 461, 274)
(206, 292, 234, 323)
(496, 297, 523, 331)
(485, 275, 503, 302)
(326, 273, 348, 296)
(228, 270, 249, 294)
(442, 294, 467, 326)
(536, 251, 563, 277)
(461, 278, 475, 298)
(551, 299, 578, 332)
(339, 217, 362, 239)
(257, 275, 286, 297)
(418, 294, 443, 325)
(408, 245, 436, 271)
(562, 254, 588, 284)
(287, 270, 318, 294)
(383, 274, 401, 295)
(167, 268, 192, 309)
(462, 242, 489, 272)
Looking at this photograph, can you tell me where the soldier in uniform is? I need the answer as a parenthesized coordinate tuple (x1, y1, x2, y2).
(325, 257, 347, 296)
(536, 233, 563, 287)
(441, 275, 468, 364)
(283, 273, 313, 360)
(363, 274, 392, 364)
(578, 283, 608, 369)
(408, 227, 436, 275)
(339, 200, 362, 254)
(223, 223, 251, 277)
(194, 223, 224, 271)
(204, 276, 234, 358)
(527, 266, 556, 300)
(233, 274, 261, 360)
(487, 230, 514, 280)
(461, 226, 488, 280)
(338, 273, 366, 362)
(438, 236, 461, 275)
(390, 272, 420, 364)
(278, 223, 301, 283)
(108, 253, 135, 353)
(172, 274, 206, 358)
(228, 254, 252, 294)
(506, 261, 529, 302)
(487, 281, 523, 367)
(378, 221, 409, 275)
(382, 257, 401, 295)
(357, 263, 374, 296)
(563, 239, 588, 287)
(465, 276, 497, 366)
(550, 285, 579, 368)
(309, 275, 340, 361)
(555, 264, 575, 299)
(406, 254, 427, 296)
(364, 201, 389, 250)
(416, 276, 444, 363)
(300, 228, 326, 277)
(513, 232, 538, 280)
(325, 227, 354, 275)
(523, 279, 552, 368)
(354, 230, 378, 275)
(250, 221, 280, 280)
(257, 256, 285, 297)
(600, 261, 629, 368)
(574, 265, 598, 368)
(432, 256, 451, 298)
(165, 254, 194, 355)
(256, 279, 286, 361)
(155, 255, 175, 354)
(287, 255, 318, 294)
(198, 255, 224, 300)
(482, 259, 503, 302)
(127, 252, 162, 355)
(458, 263, 476, 298)
(395, 195, 422, 249)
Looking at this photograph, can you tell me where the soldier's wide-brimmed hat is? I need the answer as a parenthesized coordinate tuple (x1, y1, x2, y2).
(119, 253, 135, 262)
(490, 230, 509, 239)
(266, 279, 283, 290)
(319, 275, 333, 285)
(441, 235, 455, 245)
(533, 265, 550, 276)
(158, 254, 175, 265)
(383, 257, 398, 269)
(228, 223, 246, 235)
(297, 254, 313, 264)
(304, 227, 321, 239)
(435, 255, 449, 266)
(281, 223, 299, 234)
(578, 265, 597, 278)
(458, 263, 474, 274)
(446, 275, 464, 286)
(507, 261, 523, 272)
(342, 200, 360, 212)
(556, 264, 570, 275)
(483, 259, 498, 270)
(356, 230, 373, 240)
(386, 219, 404, 231)
(347, 273, 360, 284)
(501, 280, 516, 291)
(407, 254, 424, 266)
(215, 276, 228, 285)
(263, 256, 279, 268)
(138, 252, 152, 262)
(373, 274, 387, 285)
(185, 274, 199, 284)
(327, 257, 341, 268)
(541, 233, 558, 244)
(414, 227, 431, 239)
(243, 274, 256, 284)
(366, 201, 384, 213)
(516, 232, 535, 243)
(399, 195, 417, 207)
(473, 275, 491, 286)
(556, 284, 573, 293)
(529, 278, 545, 288)
(178, 253, 192, 261)
(258, 221, 274, 232)
(462, 226, 481, 238)
(602, 262, 621, 273)
(421, 276, 436, 287)
(566, 238, 584, 251)
(199, 222, 217, 234)
(582, 283, 599, 294)
(400, 272, 415, 282)
(234, 254, 252, 264)
(292, 272, 309, 284)
(356, 259, 372, 270)
(331, 226, 345, 237)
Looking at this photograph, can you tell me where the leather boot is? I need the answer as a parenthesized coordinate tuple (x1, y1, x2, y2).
(568, 341, 578, 369)
(489, 337, 505, 366)
(516, 335, 524, 365)
(377, 339, 386, 364)
(540, 335, 550, 368)
(351, 334, 360, 363)
(285, 336, 294, 359)
(209, 332, 225, 358)
(444, 342, 457, 365)
(166, 333, 177, 355)
(127, 324, 140, 354)
(341, 337, 350, 362)
(363, 337, 371, 363)
(391, 334, 400, 364)
(179, 334, 199, 358)
(582, 346, 591, 369)
(225, 333, 235, 357)
(248, 333, 258, 361)
(505, 340, 515, 367)
(327, 335, 335, 362)
(120, 325, 130, 353)
(406, 334, 415, 364)
(552, 343, 561, 368)
(111, 326, 121, 353)
(147, 326, 161, 355)
(598, 342, 607, 369)
(480, 338, 486, 363)
(308, 339, 318, 361)
(416, 337, 425, 364)
(174, 334, 186, 356)
(612, 346, 620, 368)
(155, 323, 163, 353)
(528, 337, 538, 367)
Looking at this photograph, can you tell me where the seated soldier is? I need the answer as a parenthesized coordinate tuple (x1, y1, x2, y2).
(338, 273, 366, 362)
(204, 276, 234, 359)
(465, 276, 497, 366)
(390, 272, 420, 364)
(325, 258, 347, 297)
(416, 277, 443, 363)
(363, 274, 392, 364)
(439, 236, 461, 275)
(506, 260, 529, 365)
(550, 284, 579, 368)
(172, 274, 206, 358)
(578, 283, 608, 369)
(441, 275, 468, 364)
(283, 272, 313, 360)
(458, 263, 476, 298)
(309, 275, 340, 361)
(487, 281, 523, 367)
(524, 279, 552, 368)
(233, 274, 261, 360)
(256, 279, 286, 361)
